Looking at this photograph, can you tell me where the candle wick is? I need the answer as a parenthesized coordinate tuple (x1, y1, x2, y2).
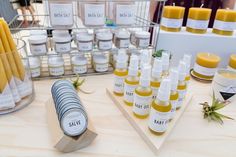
(200, 4, 204, 8)
(173, 3, 175, 6)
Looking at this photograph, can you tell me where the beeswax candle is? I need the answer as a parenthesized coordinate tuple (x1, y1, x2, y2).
(186, 7, 212, 34)
(161, 6, 185, 32)
(193, 53, 220, 79)
(0, 19, 25, 81)
(212, 9, 236, 36)
(228, 54, 236, 70)
(0, 53, 8, 93)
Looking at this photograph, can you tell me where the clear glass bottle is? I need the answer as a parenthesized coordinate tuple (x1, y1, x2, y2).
(169, 69, 179, 120)
(183, 54, 192, 84)
(151, 58, 163, 100)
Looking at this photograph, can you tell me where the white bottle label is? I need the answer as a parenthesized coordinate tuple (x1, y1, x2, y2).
(113, 76, 125, 94)
(120, 39, 130, 48)
(138, 38, 149, 48)
(49, 3, 73, 26)
(0, 84, 15, 110)
(73, 65, 87, 74)
(49, 66, 64, 76)
(169, 99, 178, 119)
(99, 41, 112, 50)
(30, 67, 41, 78)
(78, 42, 92, 51)
(30, 44, 47, 55)
(133, 94, 152, 116)
(186, 19, 209, 29)
(161, 17, 183, 28)
(84, 4, 105, 26)
(213, 20, 236, 31)
(194, 63, 217, 76)
(95, 63, 108, 72)
(152, 87, 159, 100)
(124, 83, 137, 103)
(176, 89, 186, 108)
(116, 4, 136, 25)
(55, 43, 71, 53)
(148, 108, 170, 133)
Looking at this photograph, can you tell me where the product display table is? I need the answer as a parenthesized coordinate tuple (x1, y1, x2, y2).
(0, 74, 236, 157)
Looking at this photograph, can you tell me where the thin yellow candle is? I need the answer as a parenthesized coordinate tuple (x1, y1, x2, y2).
(0, 19, 25, 80)
(229, 54, 236, 69)
(0, 49, 8, 93)
(193, 53, 221, 79)
(0, 22, 21, 80)
(186, 7, 212, 34)
(161, 6, 185, 32)
(212, 9, 236, 36)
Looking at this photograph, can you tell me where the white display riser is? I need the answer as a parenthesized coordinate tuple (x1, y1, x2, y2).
(158, 27, 236, 68)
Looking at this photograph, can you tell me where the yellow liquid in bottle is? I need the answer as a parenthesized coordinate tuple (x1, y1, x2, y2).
(169, 91, 179, 121)
(151, 77, 161, 100)
(133, 86, 152, 119)
(149, 100, 171, 135)
(176, 83, 187, 110)
(113, 68, 128, 96)
(124, 76, 139, 106)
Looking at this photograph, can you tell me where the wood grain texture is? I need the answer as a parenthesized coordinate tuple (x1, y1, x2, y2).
(0, 74, 235, 157)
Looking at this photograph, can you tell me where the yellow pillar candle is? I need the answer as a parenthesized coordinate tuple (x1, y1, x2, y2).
(161, 6, 185, 32)
(212, 9, 236, 36)
(0, 19, 25, 81)
(193, 53, 221, 79)
(228, 54, 236, 70)
(186, 7, 212, 34)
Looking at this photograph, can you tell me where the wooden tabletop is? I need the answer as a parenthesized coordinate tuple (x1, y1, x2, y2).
(0, 74, 236, 157)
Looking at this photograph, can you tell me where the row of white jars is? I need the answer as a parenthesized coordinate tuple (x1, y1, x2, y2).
(27, 54, 109, 78)
(28, 29, 151, 56)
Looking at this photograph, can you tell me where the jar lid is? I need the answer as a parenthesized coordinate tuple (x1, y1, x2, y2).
(48, 56, 64, 66)
(71, 55, 87, 65)
(30, 30, 47, 36)
(76, 33, 93, 41)
(96, 32, 113, 40)
(52, 30, 70, 37)
(135, 31, 151, 38)
(94, 55, 108, 64)
(29, 57, 41, 68)
(115, 30, 130, 38)
(128, 28, 142, 34)
(29, 35, 47, 44)
(53, 35, 71, 43)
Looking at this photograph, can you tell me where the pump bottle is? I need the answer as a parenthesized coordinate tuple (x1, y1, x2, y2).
(183, 54, 191, 84)
(161, 52, 170, 77)
(169, 69, 179, 120)
(151, 58, 162, 100)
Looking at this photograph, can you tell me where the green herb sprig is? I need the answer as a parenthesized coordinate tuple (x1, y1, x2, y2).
(70, 75, 93, 94)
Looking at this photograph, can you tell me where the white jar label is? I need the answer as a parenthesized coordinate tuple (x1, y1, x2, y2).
(84, 4, 105, 26)
(113, 76, 125, 94)
(78, 42, 92, 51)
(49, 3, 73, 26)
(0, 84, 15, 110)
(148, 108, 170, 133)
(213, 20, 236, 31)
(49, 66, 64, 76)
(99, 41, 112, 50)
(73, 65, 87, 74)
(120, 39, 130, 48)
(194, 63, 217, 76)
(138, 38, 149, 48)
(124, 83, 137, 103)
(152, 87, 159, 100)
(133, 94, 152, 116)
(55, 43, 71, 53)
(116, 4, 136, 25)
(30, 44, 47, 55)
(30, 67, 41, 78)
(169, 99, 178, 119)
(15, 76, 33, 98)
(96, 63, 108, 72)
(176, 89, 186, 108)
(61, 111, 87, 136)
(187, 19, 209, 29)
(161, 17, 183, 28)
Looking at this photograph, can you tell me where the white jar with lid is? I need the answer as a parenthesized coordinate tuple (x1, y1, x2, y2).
(71, 55, 88, 74)
(128, 28, 142, 45)
(53, 35, 71, 54)
(93, 54, 109, 72)
(48, 55, 65, 76)
(115, 30, 130, 49)
(76, 33, 93, 52)
(135, 31, 150, 48)
(52, 30, 70, 37)
(28, 57, 41, 78)
(29, 35, 48, 55)
(97, 32, 113, 51)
